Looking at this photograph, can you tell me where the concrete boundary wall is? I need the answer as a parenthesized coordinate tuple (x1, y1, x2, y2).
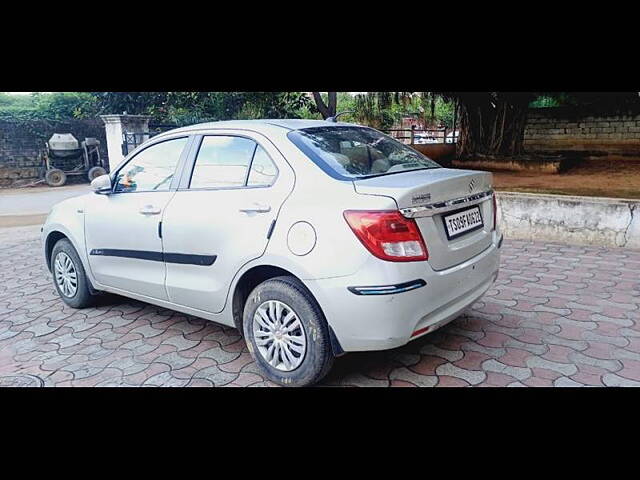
(496, 192, 639, 249)
(0, 118, 108, 188)
(524, 106, 640, 155)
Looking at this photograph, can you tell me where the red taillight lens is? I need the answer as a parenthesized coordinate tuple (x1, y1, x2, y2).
(343, 210, 428, 262)
(492, 193, 499, 230)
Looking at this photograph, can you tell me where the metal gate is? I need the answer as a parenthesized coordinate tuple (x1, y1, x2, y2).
(121, 124, 177, 156)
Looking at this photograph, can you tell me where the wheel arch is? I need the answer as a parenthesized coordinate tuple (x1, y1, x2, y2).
(45, 228, 100, 295)
(44, 230, 69, 272)
(230, 264, 344, 356)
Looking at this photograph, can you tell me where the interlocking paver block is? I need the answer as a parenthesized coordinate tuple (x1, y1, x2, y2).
(553, 377, 585, 387)
(389, 367, 438, 387)
(583, 331, 630, 347)
(198, 346, 240, 364)
(602, 373, 640, 387)
(390, 352, 421, 366)
(589, 313, 634, 327)
(191, 366, 238, 386)
(419, 344, 464, 362)
(543, 334, 589, 352)
(335, 372, 389, 387)
(482, 359, 532, 381)
(163, 334, 200, 351)
(504, 338, 549, 355)
(526, 356, 578, 376)
(568, 351, 623, 372)
(1, 225, 639, 387)
(143, 372, 189, 387)
(436, 363, 486, 385)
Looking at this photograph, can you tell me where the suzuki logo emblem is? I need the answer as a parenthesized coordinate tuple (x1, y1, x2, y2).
(469, 179, 476, 192)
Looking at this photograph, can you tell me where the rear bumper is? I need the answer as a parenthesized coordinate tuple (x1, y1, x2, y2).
(305, 232, 501, 352)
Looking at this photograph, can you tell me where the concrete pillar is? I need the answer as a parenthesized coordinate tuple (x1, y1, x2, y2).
(100, 114, 152, 172)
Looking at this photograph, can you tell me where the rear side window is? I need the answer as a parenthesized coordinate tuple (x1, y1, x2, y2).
(190, 136, 257, 189)
(114, 137, 188, 193)
(189, 136, 278, 189)
(247, 146, 278, 186)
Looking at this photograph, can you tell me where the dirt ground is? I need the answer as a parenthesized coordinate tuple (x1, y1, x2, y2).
(489, 157, 640, 199)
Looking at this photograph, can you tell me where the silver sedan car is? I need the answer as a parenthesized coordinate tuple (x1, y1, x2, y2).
(42, 119, 502, 386)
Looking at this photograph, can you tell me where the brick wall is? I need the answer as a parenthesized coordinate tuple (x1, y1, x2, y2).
(524, 106, 640, 156)
(0, 118, 108, 187)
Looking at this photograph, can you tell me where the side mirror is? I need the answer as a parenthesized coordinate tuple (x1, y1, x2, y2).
(91, 174, 112, 194)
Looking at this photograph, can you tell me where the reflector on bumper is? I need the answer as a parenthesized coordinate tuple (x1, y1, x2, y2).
(347, 279, 426, 296)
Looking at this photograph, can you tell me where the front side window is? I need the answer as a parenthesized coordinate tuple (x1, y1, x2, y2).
(190, 136, 278, 189)
(114, 137, 188, 193)
(288, 126, 441, 179)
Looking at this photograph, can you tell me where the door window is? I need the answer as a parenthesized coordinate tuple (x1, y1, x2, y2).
(189, 136, 279, 189)
(114, 137, 188, 193)
(190, 136, 257, 189)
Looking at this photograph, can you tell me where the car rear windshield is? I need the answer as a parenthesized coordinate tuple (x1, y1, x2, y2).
(287, 126, 441, 179)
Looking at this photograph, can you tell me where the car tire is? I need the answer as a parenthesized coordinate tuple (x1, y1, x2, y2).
(50, 238, 97, 309)
(243, 275, 334, 387)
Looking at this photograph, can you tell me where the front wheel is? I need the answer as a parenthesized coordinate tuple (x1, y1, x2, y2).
(243, 276, 334, 387)
(51, 238, 97, 308)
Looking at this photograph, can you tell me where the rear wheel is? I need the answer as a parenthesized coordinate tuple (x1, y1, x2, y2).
(45, 169, 66, 187)
(51, 238, 96, 308)
(243, 276, 334, 387)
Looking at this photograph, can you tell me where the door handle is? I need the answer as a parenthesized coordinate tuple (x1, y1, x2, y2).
(239, 203, 271, 214)
(139, 205, 161, 215)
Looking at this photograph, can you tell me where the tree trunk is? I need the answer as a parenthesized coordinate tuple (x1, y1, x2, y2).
(455, 93, 531, 158)
(327, 92, 337, 118)
(312, 92, 337, 119)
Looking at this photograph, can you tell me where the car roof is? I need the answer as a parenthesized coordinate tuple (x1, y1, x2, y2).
(161, 119, 359, 136)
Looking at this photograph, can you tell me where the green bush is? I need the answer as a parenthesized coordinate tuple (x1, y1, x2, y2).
(0, 92, 97, 120)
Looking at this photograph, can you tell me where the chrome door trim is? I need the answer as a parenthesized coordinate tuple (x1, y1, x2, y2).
(400, 190, 494, 218)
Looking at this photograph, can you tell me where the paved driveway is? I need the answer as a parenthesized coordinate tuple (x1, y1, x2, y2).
(1, 225, 639, 387)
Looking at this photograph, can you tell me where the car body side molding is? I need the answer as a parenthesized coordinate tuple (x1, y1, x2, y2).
(89, 249, 217, 266)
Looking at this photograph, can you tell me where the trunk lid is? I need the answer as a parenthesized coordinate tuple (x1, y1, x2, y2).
(354, 168, 495, 271)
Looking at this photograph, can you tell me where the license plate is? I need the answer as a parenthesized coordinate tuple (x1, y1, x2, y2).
(443, 206, 484, 239)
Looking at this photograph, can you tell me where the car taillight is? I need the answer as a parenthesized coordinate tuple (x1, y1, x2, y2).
(492, 193, 499, 230)
(343, 210, 428, 262)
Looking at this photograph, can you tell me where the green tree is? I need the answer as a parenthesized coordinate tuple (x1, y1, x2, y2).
(330, 92, 454, 130)
(341, 92, 534, 156)
(90, 92, 170, 116)
(88, 92, 315, 124)
(0, 92, 96, 120)
(31, 92, 97, 119)
(0, 92, 37, 118)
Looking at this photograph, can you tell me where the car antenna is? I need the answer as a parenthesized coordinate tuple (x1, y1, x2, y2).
(326, 110, 354, 123)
